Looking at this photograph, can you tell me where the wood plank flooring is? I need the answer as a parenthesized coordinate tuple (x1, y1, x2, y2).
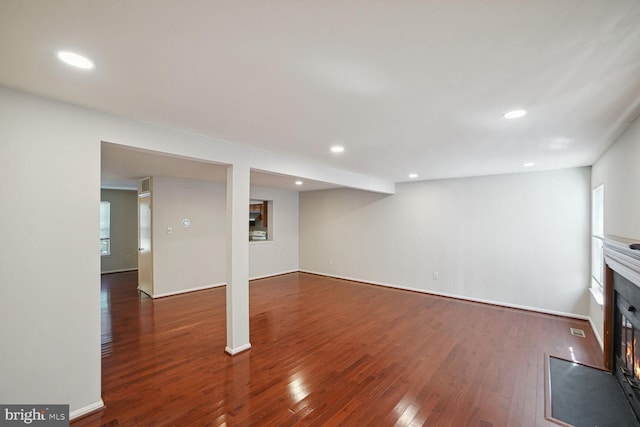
(73, 271, 603, 426)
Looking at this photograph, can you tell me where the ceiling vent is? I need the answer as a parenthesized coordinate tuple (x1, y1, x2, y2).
(139, 177, 151, 195)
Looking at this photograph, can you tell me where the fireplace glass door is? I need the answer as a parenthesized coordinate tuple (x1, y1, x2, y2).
(618, 308, 640, 385)
(615, 288, 640, 420)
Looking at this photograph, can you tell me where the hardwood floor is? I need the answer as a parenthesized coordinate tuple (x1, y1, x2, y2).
(73, 271, 602, 426)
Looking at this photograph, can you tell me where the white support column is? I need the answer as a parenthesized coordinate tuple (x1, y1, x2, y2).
(225, 162, 251, 355)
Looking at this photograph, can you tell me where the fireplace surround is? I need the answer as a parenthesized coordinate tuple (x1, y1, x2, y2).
(604, 236, 640, 418)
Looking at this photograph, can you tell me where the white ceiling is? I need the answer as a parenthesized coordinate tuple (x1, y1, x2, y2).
(2, 1, 640, 188)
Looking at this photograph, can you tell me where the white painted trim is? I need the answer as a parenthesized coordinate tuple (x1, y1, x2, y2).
(589, 286, 604, 306)
(249, 240, 275, 245)
(139, 271, 300, 298)
(588, 316, 604, 350)
(604, 236, 640, 287)
(250, 270, 299, 282)
(299, 269, 590, 320)
(138, 272, 298, 298)
(137, 287, 152, 298)
(225, 343, 251, 355)
(101, 268, 138, 274)
(153, 282, 226, 298)
(70, 399, 105, 420)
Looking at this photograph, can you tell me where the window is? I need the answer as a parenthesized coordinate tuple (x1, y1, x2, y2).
(100, 201, 111, 256)
(591, 185, 604, 296)
(249, 200, 272, 241)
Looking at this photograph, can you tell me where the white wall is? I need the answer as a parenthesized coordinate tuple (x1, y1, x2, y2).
(300, 167, 591, 316)
(0, 86, 377, 417)
(592, 116, 640, 239)
(149, 179, 300, 296)
(101, 189, 138, 273)
(249, 186, 299, 279)
(0, 89, 102, 415)
(151, 176, 227, 296)
(590, 113, 640, 341)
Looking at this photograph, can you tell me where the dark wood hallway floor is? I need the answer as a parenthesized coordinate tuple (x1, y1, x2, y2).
(72, 271, 602, 426)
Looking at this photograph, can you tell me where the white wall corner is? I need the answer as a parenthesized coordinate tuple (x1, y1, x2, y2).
(588, 317, 604, 350)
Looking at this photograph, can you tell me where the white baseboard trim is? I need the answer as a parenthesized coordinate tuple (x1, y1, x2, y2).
(225, 343, 251, 355)
(153, 282, 226, 299)
(250, 269, 299, 281)
(299, 269, 591, 320)
(145, 271, 298, 298)
(101, 268, 138, 274)
(70, 399, 105, 420)
(588, 316, 604, 350)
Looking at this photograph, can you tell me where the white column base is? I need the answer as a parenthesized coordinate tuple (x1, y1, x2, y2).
(225, 343, 252, 356)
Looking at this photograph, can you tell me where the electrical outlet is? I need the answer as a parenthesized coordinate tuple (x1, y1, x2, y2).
(433, 272, 439, 280)
(167, 226, 173, 234)
(328, 259, 333, 265)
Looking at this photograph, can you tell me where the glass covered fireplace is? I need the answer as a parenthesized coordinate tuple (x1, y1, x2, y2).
(605, 236, 640, 421)
(618, 310, 640, 383)
(613, 272, 640, 417)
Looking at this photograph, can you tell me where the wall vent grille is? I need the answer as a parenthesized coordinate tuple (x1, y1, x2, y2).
(139, 177, 151, 195)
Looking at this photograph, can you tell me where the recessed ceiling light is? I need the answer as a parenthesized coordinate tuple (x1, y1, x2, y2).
(522, 162, 535, 167)
(503, 109, 527, 119)
(57, 51, 94, 69)
(295, 180, 303, 186)
(330, 145, 345, 153)
(409, 173, 418, 179)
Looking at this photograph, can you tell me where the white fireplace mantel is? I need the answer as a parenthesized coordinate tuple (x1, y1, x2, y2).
(604, 235, 640, 287)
